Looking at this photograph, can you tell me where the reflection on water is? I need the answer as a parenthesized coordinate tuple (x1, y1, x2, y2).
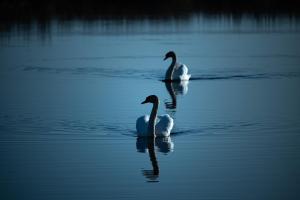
(164, 81, 189, 110)
(1, 14, 300, 40)
(136, 136, 174, 153)
(143, 138, 159, 182)
(136, 136, 174, 182)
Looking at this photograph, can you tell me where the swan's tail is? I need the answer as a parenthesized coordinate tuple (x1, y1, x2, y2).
(179, 74, 191, 81)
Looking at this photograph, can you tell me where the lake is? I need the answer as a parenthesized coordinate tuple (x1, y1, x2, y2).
(0, 15, 300, 200)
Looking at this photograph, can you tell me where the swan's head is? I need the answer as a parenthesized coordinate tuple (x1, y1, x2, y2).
(164, 51, 176, 61)
(141, 95, 159, 104)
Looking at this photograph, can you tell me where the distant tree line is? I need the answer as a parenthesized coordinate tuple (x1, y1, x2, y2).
(0, 0, 300, 20)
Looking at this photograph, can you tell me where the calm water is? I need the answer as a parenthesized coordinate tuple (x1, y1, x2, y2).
(1, 15, 300, 199)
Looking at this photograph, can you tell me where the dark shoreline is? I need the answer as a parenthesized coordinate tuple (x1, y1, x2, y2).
(1, 0, 300, 21)
(1, 0, 300, 34)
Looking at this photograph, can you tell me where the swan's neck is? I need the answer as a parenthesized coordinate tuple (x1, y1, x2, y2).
(165, 55, 176, 81)
(148, 101, 159, 136)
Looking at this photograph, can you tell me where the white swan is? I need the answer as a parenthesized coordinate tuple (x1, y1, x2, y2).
(136, 95, 174, 137)
(164, 51, 191, 81)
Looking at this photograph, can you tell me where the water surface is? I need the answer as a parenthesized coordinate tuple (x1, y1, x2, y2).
(0, 15, 300, 200)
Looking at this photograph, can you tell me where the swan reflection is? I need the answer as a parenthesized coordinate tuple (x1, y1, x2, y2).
(136, 136, 174, 182)
(164, 80, 189, 110)
(136, 136, 174, 153)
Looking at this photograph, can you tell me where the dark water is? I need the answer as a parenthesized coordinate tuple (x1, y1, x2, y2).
(0, 15, 300, 199)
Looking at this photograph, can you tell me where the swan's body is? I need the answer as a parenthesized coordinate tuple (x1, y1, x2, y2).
(171, 63, 190, 81)
(164, 51, 191, 81)
(136, 95, 174, 137)
(136, 114, 173, 137)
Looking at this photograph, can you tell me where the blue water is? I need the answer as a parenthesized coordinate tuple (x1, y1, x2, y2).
(0, 15, 300, 199)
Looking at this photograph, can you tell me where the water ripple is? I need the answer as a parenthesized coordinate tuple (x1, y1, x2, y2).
(22, 65, 300, 81)
(23, 65, 161, 80)
(0, 115, 131, 142)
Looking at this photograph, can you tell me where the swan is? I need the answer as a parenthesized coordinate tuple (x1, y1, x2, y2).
(164, 51, 191, 81)
(136, 95, 174, 137)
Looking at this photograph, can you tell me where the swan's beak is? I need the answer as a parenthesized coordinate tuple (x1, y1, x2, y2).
(141, 100, 147, 104)
(163, 56, 167, 61)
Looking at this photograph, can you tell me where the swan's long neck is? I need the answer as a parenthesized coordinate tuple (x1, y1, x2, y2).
(148, 101, 159, 136)
(165, 55, 176, 81)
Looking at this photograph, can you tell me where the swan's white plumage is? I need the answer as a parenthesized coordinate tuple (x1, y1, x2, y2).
(136, 114, 173, 137)
(155, 115, 174, 136)
(172, 63, 191, 81)
(136, 115, 149, 137)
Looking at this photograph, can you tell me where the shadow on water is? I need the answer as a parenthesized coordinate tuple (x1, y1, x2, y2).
(136, 136, 174, 182)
